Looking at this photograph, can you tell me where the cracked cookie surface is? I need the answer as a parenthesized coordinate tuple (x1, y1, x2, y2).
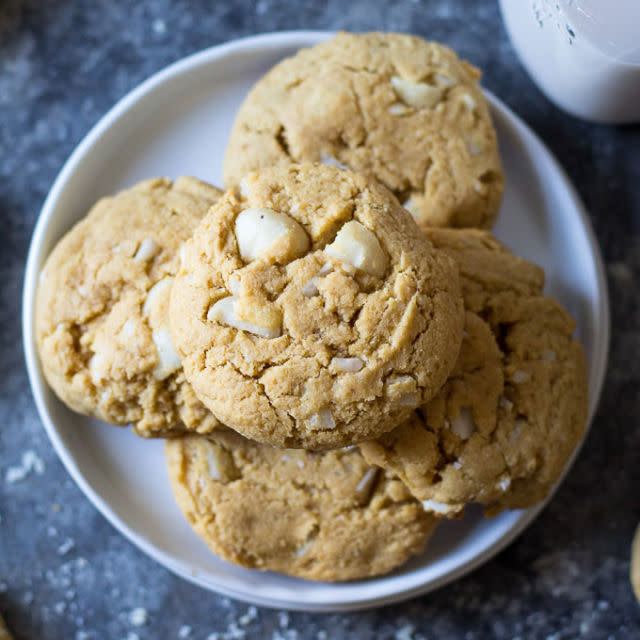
(360, 229, 589, 516)
(166, 431, 438, 581)
(170, 164, 464, 450)
(36, 177, 223, 438)
(224, 31, 504, 230)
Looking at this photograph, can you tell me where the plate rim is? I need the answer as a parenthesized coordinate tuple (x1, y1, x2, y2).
(22, 30, 610, 611)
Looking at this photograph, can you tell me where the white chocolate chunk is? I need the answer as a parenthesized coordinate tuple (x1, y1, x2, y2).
(421, 499, 462, 516)
(239, 178, 250, 199)
(468, 140, 483, 155)
(391, 76, 442, 109)
(434, 73, 456, 87)
(355, 468, 379, 504)
(510, 418, 527, 443)
(396, 392, 419, 407)
(498, 477, 512, 492)
(301, 280, 318, 298)
(541, 349, 557, 361)
(386, 375, 418, 406)
(89, 351, 107, 384)
(389, 102, 411, 115)
(332, 357, 364, 372)
(295, 539, 314, 557)
(309, 407, 336, 430)
(151, 327, 182, 380)
(461, 93, 477, 110)
(142, 277, 174, 318)
(402, 197, 420, 220)
(206, 449, 221, 480)
(207, 296, 281, 339)
(120, 318, 137, 339)
(133, 238, 159, 263)
(235, 207, 309, 262)
(512, 369, 531, 384)
(449, 407, 476, 440)
(499, 395, 514, 411)
(301, 262, 333, 297)
(205, 443, 238, 483)
(319, 153, 349, 170)
(228, 273, 241, 295)
(324, 221, 388, 277)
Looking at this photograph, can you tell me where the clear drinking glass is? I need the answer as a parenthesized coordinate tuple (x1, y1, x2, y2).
(499, 0, 640, 123)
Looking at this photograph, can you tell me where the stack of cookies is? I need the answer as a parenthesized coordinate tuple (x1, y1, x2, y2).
(35, 32, 588, 582)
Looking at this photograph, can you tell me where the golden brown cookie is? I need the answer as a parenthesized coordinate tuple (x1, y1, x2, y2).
(360, 229, 589, 516)
(166, 431, 438, 581)
(224, 32, 504, 230)
(36, 177, 223, 438)
(170, 164, 464, 450)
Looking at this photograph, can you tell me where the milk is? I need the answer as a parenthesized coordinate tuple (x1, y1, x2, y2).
(499, 0, 640, 123)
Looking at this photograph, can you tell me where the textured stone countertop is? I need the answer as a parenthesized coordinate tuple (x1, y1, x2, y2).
(1, 1, 639, 638)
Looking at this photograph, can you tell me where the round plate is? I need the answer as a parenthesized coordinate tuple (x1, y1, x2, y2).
(23, 31, 610, 611)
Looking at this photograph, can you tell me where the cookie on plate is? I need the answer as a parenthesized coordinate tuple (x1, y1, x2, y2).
(166, 431, 438, 581)
(36, 177, 223, 438)
(224, 31, 504, 230)
(170, 164, 464, 450)
(360, 229, 589, 516)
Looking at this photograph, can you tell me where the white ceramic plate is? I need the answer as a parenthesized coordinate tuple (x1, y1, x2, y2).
(23, 31, 610, 612)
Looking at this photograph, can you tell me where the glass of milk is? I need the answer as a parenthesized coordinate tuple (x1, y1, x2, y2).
(499, 0, 640, 123)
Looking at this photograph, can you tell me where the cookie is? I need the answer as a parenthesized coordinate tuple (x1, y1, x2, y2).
(36, 177, 224, 438)
(166, 431, 438, 581)
(170, 164, 464, 450)
(223, 31, 504, 230)
(360, 229, 589, 516)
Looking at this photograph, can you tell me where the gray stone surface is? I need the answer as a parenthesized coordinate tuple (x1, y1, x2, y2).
(1, 0, 639, 638)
